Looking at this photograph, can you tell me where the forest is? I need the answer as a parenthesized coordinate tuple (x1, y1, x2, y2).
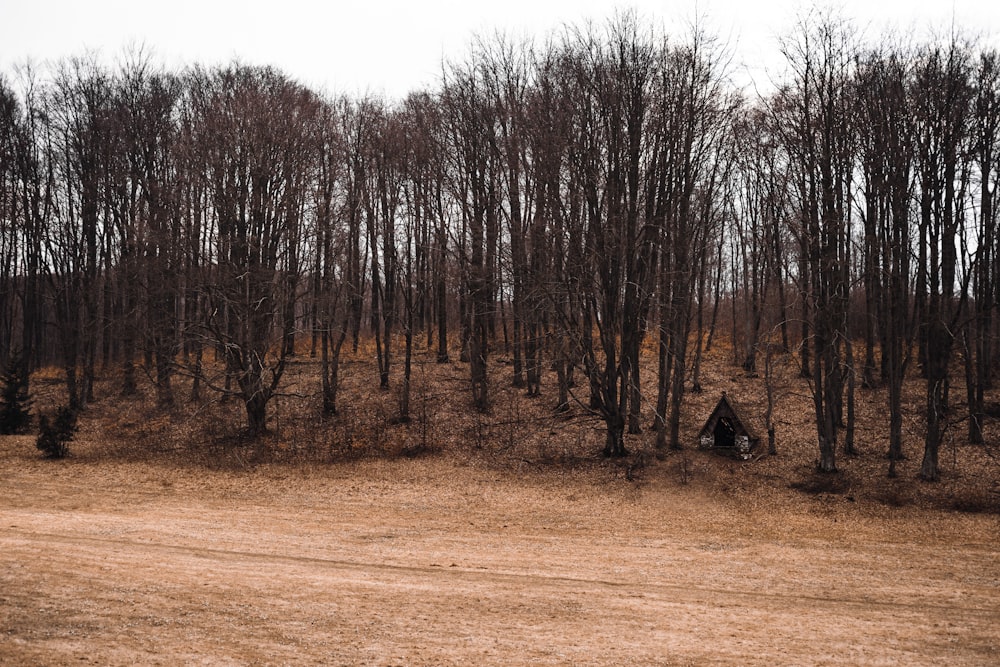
(0, 9, 998, 485)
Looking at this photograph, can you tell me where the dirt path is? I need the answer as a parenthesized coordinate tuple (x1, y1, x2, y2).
(1, 442, 998, 665)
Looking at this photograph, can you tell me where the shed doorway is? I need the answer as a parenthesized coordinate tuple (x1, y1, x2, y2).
(713, 417, 737, 449)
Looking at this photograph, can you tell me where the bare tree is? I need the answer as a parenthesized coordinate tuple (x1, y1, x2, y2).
(42, 55, 114, 409)
(730, 106, 789, 376)
(652, 25, 736, 451)
(966, 49, 1000, 445)
(855, 45, 915, 474)
(108, 52, 183, 405)
(311, 98, 350, 416)
(911, 37, 974, 481)
(558, 13, 656, 456)
(191, 64, 320, 436)
(0, 76, 22, 369)
(775, 11, 856, 472)
(441, 59, 499, 412)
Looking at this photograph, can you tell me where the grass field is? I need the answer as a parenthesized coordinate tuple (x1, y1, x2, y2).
(2, 430, 998, 665)
(3, 342, 999, 664)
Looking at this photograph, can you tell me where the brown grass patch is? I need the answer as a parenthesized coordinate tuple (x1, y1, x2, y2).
(17, 336, 1000, 516)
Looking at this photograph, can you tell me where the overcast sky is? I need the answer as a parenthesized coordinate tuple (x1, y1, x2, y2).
(2, 1, 998, 98)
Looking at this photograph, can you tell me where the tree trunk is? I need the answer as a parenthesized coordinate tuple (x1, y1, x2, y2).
(844, 335, 857, 455)
(245, 392, 268, 437)
(603, 412, 627, 458)
(399, 323, 412, 423)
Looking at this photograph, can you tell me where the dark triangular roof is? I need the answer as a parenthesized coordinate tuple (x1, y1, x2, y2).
(698, 392, 759, 441)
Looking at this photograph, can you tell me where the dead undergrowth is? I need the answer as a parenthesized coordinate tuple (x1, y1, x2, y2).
(22, 338, 1000, 515)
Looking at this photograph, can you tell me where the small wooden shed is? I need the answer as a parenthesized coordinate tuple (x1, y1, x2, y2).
(698, 392, 759, 460)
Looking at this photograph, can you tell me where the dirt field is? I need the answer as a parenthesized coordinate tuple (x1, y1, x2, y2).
(1, 433, 997, 666)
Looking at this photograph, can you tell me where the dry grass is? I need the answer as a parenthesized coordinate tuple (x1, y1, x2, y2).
(3, 340, 999, 665)
(23, 337, 1000, 515)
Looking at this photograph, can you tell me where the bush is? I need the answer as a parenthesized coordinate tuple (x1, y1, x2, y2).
(36, 406, 77, 459)
(0, 356, 32, 435)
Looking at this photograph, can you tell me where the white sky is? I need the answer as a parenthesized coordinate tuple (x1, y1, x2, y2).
(2, 1, 998, 98)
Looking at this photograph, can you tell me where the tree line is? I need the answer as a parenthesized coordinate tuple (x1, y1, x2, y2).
(0, 11, 997, 480)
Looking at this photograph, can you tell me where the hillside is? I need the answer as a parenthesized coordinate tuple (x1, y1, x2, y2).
(24, 336, 1000, 515)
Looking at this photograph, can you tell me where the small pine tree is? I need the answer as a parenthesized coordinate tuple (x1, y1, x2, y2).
(36, 406, 77, 459)
(0, 355, 32, 435)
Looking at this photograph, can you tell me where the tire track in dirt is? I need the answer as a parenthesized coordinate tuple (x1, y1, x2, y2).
(3, 527, 995, 621)
(3, 450, 999, 665)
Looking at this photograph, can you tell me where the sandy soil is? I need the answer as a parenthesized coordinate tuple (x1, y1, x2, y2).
(1, 435, 998, 666)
